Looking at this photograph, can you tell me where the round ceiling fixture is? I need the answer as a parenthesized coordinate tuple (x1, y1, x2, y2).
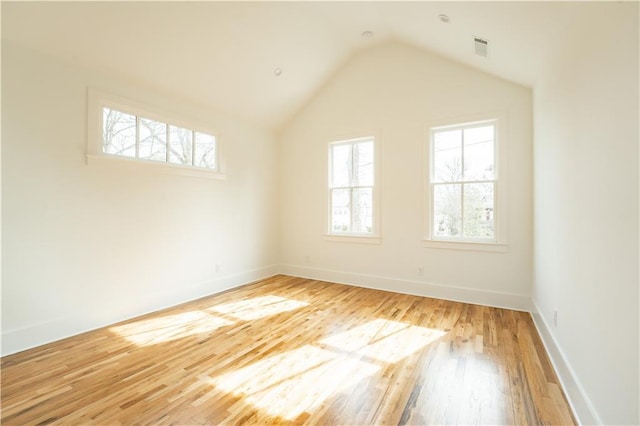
(274, 68, 282, 77)
(361, 30, 374, 39)
(438, 14, 450, 23)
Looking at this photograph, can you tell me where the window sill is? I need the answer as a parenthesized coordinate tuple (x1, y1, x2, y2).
(86, 154, 226, 180)
(422, 239, 507, 253)
(324, 235, 381, 245)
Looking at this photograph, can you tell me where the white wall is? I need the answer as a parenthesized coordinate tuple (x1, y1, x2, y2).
(279, 41, 533, 310)
(532, 3, 639, 424)
(1, 41, 279, 355)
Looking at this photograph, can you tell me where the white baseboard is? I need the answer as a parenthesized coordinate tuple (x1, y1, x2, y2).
(1, 264, 279, 357)
(280, 264, 532, 312)
(530, 301, 601, 425)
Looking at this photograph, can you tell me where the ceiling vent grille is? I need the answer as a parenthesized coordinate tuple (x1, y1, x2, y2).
(473, 37, 489, 57)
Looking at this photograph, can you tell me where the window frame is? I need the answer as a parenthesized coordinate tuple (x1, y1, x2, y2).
(87, 88, 224, 180)
(325, 132, 381, 244)
(423, 113, 508, 252)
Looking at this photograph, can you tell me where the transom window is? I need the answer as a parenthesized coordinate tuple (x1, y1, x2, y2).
(429, 120, 497, 242)
(328, 137, 375, 235)
(103, 107, 217, 170)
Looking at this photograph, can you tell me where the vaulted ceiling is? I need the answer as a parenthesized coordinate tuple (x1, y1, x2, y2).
(1, 1, 623, 130)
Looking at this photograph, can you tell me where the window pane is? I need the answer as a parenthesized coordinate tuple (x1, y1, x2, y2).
(353, 141, 374, 186)
(331, 189, 351, 233)
(464, 125, 494, 180)
(352, 187, 373, 233)
(463, 182, 495, 239)
(433, 129, 462, 182)
(139, 117, 166, 161)
(195, 132, 216, 169)
(103, 108, 136, 157)
(433, 184, 461, 238)
(331, 144, 351, 188)
(169, 125, 193, 165)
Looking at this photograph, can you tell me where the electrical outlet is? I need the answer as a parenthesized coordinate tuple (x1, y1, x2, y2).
(305, 255, 310, 264)
(215, 263, 221, 273)
(553, 309, 558, 327)
(417, 266, 424, 276)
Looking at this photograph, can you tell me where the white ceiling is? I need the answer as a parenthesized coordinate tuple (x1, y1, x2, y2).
(1, 1, 625, 130)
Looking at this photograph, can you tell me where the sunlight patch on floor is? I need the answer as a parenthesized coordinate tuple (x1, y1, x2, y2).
(111, 310, 233, 346)
(418, 348, 505, 424)
(321, 318, 447, 363)
(209, 295, 309, 321)
(210, 344, 380, 420)
(207, 318, 445, 420)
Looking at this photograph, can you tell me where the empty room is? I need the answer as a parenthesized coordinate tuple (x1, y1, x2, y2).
(1, 1, 638, 425)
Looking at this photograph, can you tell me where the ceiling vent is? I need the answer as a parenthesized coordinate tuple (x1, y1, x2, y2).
(473, 36, 489, 57)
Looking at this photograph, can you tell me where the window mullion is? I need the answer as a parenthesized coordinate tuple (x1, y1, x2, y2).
(491, 181, 497, 240)
(458, 179, 495, 185)
(349, 143, 355, 187)
(329, 187, 334, 232)
(165, 124, 170, 162)
(135, 116, 140, 158)
(191, 131, 196, 166)
(460, 128, 466, 238)
(350, 187, 355, 233)
(329, 143, 337, 233)
(460, 126, 465, 182)
(460, 182, 465, 238)
(349, 144, 354, 233)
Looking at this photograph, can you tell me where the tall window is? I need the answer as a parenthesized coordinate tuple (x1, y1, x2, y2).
(429, 120, 497, 242)
(329, 137, 375, 235)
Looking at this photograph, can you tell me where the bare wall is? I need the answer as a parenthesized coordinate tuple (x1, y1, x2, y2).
(1, 41, 280, 355)
(279, 41, 533, 309)
(532, 3, 639, 424)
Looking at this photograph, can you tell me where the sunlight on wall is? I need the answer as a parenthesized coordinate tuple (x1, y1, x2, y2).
(210, 344, 380, 420)
(111, 311, 233, 346)
(321, 318, 446, 363)
(209, 295, 309, 321)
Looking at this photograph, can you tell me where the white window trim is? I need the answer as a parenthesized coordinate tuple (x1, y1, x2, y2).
(324, 131, 381, 244)
(86, 88, 225, 180)
(423, 112, 508, 252)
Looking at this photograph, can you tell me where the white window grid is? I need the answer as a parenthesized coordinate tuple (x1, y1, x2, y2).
(328, 137, 375, 236)
(102, 106, 218, 171)
(429, 120, 498, 243)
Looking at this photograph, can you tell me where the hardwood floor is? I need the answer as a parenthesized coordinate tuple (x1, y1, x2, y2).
(1, 275, 575, 425)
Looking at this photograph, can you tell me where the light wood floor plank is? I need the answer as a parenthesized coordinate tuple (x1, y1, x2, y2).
(1, 275, 575, 425)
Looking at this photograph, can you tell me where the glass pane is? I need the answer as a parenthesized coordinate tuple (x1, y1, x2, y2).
(195, 132, 216, 169)
(464, 125, 494, 180)
(331, 189, 351, 233)
(331, 144, 351, 188)
(433, 129, 462, 182)
(353, 140, 374, 186)
(352, 187, 373, 233)
(433, 184, 461, 238)
(169, 125, 193, 165)
(463, 182, 495, 239)
(139, 117, 166, 161)
(103, 107, 136, 157)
